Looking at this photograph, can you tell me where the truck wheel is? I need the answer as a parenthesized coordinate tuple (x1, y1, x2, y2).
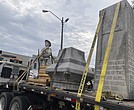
(0, 92, 14, 110)
(9, 96, 30, 110)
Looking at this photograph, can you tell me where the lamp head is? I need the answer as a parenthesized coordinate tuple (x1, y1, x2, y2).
(65, 18, 69, 22)
(42, 10, 49, 13)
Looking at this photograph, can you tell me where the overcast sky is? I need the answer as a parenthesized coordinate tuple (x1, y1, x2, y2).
(0, 0, 132, 67)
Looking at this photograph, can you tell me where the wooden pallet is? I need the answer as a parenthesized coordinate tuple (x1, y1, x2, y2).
(28, 72, 51, 87)
(27, 82, 47, 87)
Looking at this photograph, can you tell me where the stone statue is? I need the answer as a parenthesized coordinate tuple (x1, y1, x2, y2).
(40, 40, 52, 66)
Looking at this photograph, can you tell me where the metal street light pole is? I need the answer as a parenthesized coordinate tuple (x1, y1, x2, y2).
(61, 17, 64, 50)
(42, 10, 69, 49)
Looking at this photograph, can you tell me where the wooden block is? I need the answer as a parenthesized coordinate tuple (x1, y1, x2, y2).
(39, 69, 46, 71)
(40, 65, 48, 69)
(38, 73, 49, 77)
(28, 82, 46, 87)
(28, 77, 50, 84)
(39, 70, 46, 74)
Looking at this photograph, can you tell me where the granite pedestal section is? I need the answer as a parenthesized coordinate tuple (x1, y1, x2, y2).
(94, 0, 134, 99)
(46, 47, 94, 91)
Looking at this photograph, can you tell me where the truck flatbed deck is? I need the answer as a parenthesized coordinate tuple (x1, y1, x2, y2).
(5, 80, 134, 110)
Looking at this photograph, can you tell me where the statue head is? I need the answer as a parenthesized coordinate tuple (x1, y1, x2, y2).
(45, 40, 51, 47)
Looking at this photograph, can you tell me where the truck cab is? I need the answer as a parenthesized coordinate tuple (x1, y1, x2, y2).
(0, 61, 26, 84)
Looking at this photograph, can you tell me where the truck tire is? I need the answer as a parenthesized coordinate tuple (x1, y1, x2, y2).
(0, 92, 14, 110)
(9, 96, 30, 110)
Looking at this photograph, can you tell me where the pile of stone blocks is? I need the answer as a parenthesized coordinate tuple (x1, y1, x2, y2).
(94, 0, 134, 99)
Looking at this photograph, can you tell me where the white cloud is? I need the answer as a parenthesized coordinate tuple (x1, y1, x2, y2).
(0, 0, 133, 67)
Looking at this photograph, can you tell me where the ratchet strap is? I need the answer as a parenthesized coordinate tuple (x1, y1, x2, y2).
(75, 9, 105, 110)
(95, 2, 120, 110)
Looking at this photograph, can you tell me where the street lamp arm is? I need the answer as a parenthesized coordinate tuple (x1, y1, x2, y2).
(42, 9, 69, 49)
(49, 11, 62, 22)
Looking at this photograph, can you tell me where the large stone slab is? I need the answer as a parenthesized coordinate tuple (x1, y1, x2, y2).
(46, 47, 94, 90)
(94, 0, 134, 99)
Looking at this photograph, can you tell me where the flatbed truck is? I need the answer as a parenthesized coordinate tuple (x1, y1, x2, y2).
(0, 79, 134, 110)
(1, 0, 134, 110)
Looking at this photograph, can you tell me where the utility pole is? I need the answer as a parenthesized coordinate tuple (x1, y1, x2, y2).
(42, 10, 69, 50)
(61, 17, 64, 50)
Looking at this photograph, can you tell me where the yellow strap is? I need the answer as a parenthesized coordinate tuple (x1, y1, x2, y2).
(75, 10, 105, 110)
(95, 2, 120, 110)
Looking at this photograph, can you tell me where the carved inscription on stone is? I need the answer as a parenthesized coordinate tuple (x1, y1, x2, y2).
(94, 59, 127, 94)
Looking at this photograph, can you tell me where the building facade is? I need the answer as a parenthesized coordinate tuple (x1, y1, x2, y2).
(0, 50, 31, 66)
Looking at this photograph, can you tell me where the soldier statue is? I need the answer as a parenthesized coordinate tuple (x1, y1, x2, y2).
(39, 40, 53, 66)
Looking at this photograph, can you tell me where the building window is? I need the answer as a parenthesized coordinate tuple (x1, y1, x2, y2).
(12, 66, 19, 75)
(34, 63, 37, 69)
(0, 57, 3, 61)
(0, 50, 2, 54)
